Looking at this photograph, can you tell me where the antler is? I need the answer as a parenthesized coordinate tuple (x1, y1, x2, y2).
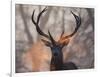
(59, 11, 81, 42)
(32, 8, 81, 46)
(31, 7, 50, 39)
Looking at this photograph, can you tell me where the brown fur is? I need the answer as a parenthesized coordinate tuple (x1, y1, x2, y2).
(22, 40, 52, 72)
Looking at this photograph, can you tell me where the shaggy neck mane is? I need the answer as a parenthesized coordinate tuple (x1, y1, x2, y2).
(50, 52, 63, 70)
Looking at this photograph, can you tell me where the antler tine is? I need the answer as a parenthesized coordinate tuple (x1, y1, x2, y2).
(62, 11, 81, 39)
(48, 30, 56, 45)
(31, 10, 37, 25)
(37, 7, 47, 24)
(59, 23, 65, 40)
(31, 7, 49, 39)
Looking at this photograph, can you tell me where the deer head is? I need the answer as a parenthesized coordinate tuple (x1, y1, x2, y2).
(31, 7, 81, 70)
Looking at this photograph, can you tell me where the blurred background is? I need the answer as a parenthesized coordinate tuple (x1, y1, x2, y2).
(15, 4, 94, 73)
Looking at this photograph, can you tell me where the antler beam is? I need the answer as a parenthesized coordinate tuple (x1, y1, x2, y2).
(31, 7, 50, 39)
(59, 11, 81, 42)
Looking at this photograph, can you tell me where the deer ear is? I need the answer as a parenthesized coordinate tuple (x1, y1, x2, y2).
(41, 39, 52, 47)
(63, 40, 69, 46)
(61, 39, 70, 47)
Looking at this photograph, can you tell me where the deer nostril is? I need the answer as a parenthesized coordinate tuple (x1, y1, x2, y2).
(54, 53, 58, 56)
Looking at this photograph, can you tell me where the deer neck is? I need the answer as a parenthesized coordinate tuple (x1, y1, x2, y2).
(50, 51, 63, 70)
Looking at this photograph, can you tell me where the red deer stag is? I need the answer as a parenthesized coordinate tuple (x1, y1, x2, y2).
(22, 7, 81, 72)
